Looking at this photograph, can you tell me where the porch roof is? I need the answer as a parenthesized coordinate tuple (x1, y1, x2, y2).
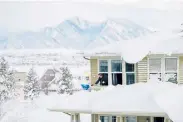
(48, 108, 167, 117)
(47, 79, 178, 117)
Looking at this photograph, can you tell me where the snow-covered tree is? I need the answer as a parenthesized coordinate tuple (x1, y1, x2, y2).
(57, 66, 74, 95)
(0, 57, 16, 104)
(24, 67, 40, 100)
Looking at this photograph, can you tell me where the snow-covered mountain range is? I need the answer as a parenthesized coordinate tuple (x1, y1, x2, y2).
(1, 17, 152, 50)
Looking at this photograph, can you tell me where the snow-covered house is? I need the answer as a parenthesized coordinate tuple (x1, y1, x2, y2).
(47, 30, 183, 122)
(14, 71, 27, 83)
(86, 31, 183, 87)
(13, 71, 27, 100)
(40, 68, 59, 91)
(74, 30, 182, 122)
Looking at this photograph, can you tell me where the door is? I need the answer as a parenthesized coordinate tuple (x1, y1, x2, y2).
(154, 117, 164, 122)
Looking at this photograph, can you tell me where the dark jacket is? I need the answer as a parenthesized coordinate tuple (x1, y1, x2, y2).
(95, 76, 108, 86)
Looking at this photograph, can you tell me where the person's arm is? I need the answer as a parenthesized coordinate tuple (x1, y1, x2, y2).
(95, 78, 100, 85)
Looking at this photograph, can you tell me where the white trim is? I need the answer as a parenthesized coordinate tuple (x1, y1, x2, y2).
(120, 116, 123, 122)
(122, 61, 126, 85)
(161, 57, 165, 81)
(108, 59, 112, 85)
(147, 57, 150, 81)
(150, 116, 154, 122)
(164, 117, 167, 122)
(177, 56, 180, 84)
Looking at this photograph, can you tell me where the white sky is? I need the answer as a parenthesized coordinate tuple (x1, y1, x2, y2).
(0, 0, 183, 32)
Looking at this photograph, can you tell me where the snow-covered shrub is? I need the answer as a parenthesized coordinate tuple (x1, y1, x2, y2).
(24, 67, 40, 100)
(0, 57, 16, 104)
(57, 66, 74, 95)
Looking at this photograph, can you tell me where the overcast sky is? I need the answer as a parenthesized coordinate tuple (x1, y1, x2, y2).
(0, 0, 183, 32)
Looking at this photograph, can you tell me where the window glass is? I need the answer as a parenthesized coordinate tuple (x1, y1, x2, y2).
(112, 116, 116, 122)
(99, 60, 108, 72)
(112, 73, 122, 85)
(101, 73, 108, 86)
(111, 60, 122, 72)
(100, 116, 109, 122)
(165, 73, 177, 83)
(126, 116, 137, 122)
(149, 58, 161, 73)
(149, 73, 161, 81)
(126, 73, 135, 85)
(126, 63, 135, 72)
(165, 58, 177, 72)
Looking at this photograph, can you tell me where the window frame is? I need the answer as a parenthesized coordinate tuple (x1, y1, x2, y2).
(98, 115, 137, 122)
(148, 56, 179, 83)
(164, 57, 178, 83)
(148, 57, 162, 81)
(111, 60, 123, 85)
(125, 63, 136, 85)
(98, 58, 136, 86)
(99, 60, 109, 73)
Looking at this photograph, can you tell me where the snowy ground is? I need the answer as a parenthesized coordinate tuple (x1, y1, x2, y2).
(0, 49, 91, 122)
(0, 93, 91, 122)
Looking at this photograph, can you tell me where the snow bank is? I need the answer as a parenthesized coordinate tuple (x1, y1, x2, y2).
(120, 31, 182, 63)
(34, 93, 69, 109)
(47, 79, 177, 116)
(1, 97, 91, 122)
(154, 85, 183, 122)
(92, 82, 162, 114)
(85, 30, 183, 64)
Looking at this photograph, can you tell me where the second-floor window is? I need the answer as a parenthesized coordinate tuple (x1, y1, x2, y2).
(148, 57, 178, 83)
(111, 60, 122, 85)
(149, 58, 161, 81)
(126, 63, 135, 85)
(98, 59, 135, 86)
(99, 60, 108, 85)
(165, 58, 177, 83)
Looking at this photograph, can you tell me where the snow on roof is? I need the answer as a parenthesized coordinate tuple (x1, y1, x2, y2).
(154, 85, 183, 122)
(47, 79, 177, 116)
(84, 30, 183, 63)
(92, 81, 178, 115)
(47, 86, 115, 113)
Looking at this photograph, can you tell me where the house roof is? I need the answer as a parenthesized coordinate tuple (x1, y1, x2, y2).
(40, 69, 56, 82)
(81, 30, 183, 64)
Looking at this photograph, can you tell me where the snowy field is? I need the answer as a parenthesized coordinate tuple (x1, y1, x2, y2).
(0, 49, 90, 78)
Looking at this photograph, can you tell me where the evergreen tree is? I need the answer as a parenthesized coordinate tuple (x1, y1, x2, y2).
(57, 66, 74, 95)
(0, 57, 16, 104)
(24, 67, 40, 100)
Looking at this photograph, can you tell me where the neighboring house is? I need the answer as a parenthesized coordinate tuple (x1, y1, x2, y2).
(40, 69, 59, 92)
(14, 71, 27, 87)
(13, 71, 27, 100)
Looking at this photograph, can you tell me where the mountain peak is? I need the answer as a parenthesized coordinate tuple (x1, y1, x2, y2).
(65, 16, 90, 30)
(2, 17, 152, 50)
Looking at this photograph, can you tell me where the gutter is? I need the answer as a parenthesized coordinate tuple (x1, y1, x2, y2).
(83, 56, 91, 60)
(47, 108, 72, 116)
